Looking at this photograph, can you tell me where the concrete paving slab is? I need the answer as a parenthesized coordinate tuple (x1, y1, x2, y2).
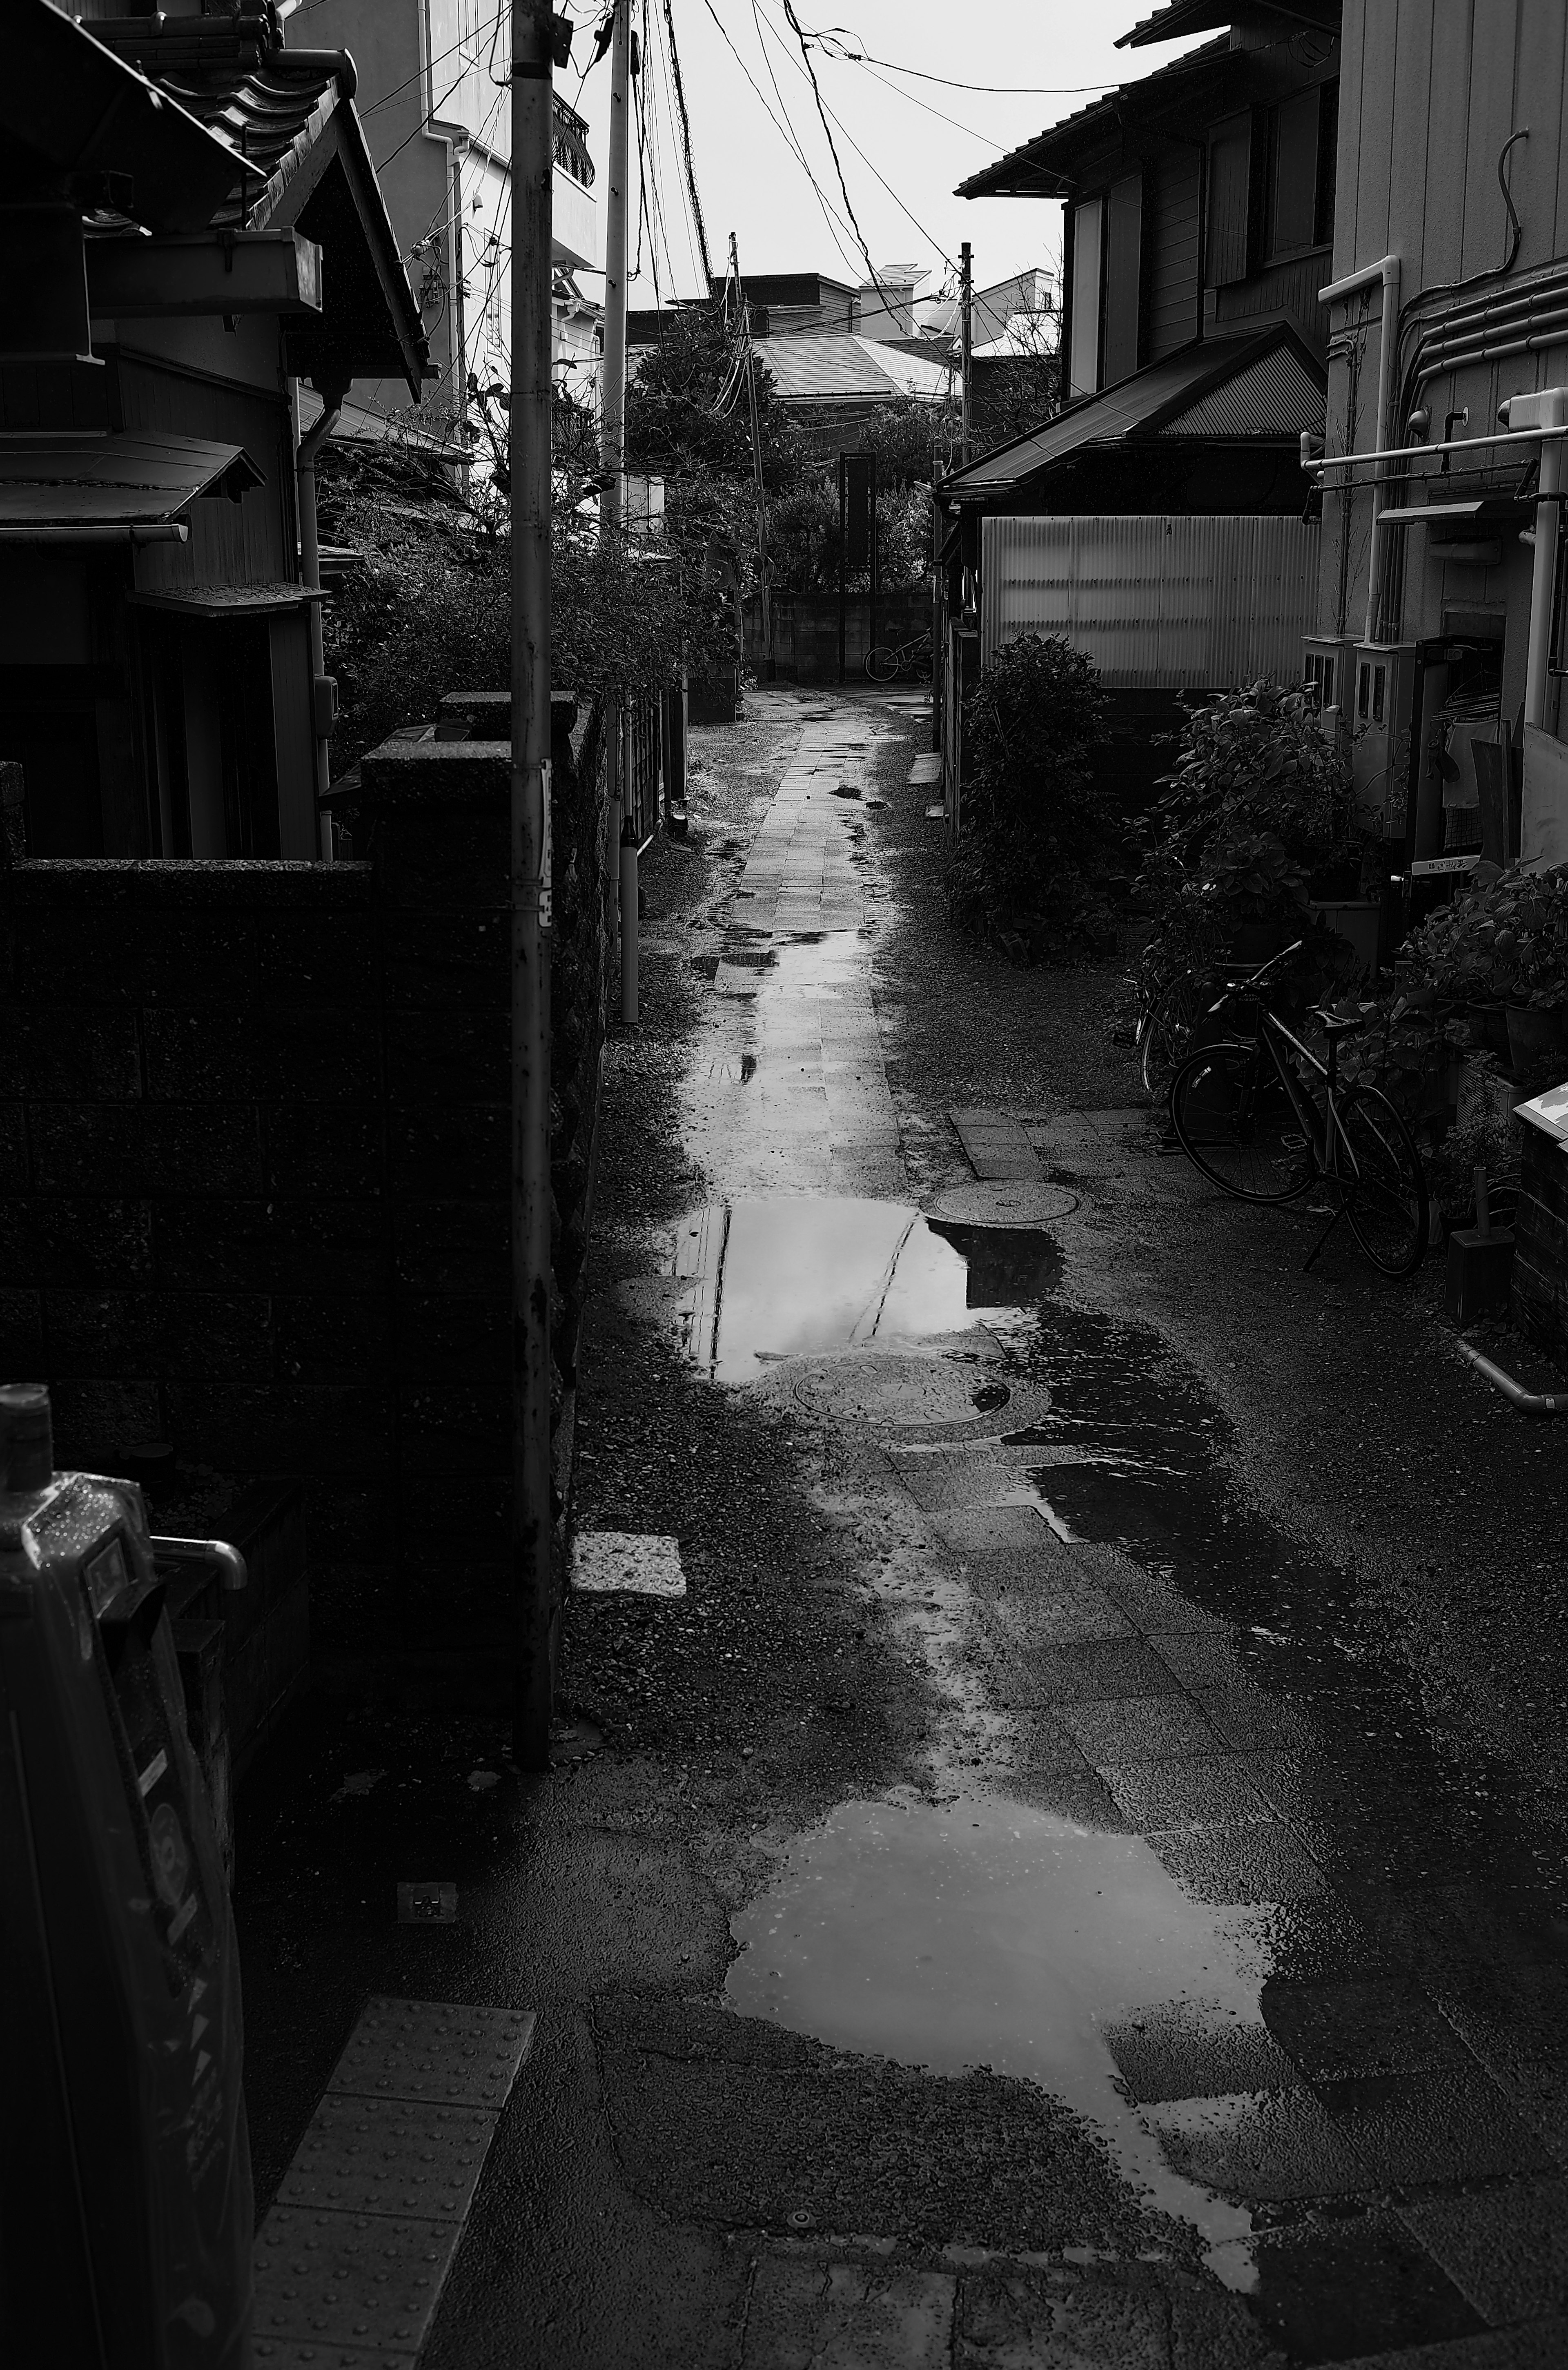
(1316, 2068, 1555, 2187)
(1400, 2176, 1568, 2325)
(1148, 1822, 1328, 1906)
(1099, 1755, 1279, 1833)
(742, 2256, 955, 2369)
(1139, 2087, 1366, 2201)
(1205, 2212, 1485, 2365)
(1059, 1694, 1226, 1764)
(1103, 2000, 1303, 2105)
(949, 1109, 1040, 1182)
(1330, 2317, 1568, 2368)
(1260, 1979, 1475, 2083)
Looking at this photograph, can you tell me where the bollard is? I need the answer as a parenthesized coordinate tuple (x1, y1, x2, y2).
(619, 816, 639, 1025)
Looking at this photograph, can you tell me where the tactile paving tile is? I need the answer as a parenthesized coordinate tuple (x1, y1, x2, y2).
(255, 2338, 415, 2369)
(251, 2206, 456, 2352)
(327, 1998, 535, 2111)
(276, 2094, 496, 2221)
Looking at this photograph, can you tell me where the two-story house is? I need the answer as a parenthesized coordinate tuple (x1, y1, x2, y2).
(1308, 1, 1568, 904)
(290, 0, 602, 445)
(935, 0, 1339, 810)
(0, 1, 426, 863)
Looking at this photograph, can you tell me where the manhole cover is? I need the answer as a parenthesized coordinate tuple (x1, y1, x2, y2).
(787, 1355, 999, 1426)
(928, 1181, 1079, 1227)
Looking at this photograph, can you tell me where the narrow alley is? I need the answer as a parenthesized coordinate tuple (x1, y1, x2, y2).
(236, 684, 1568, 2370)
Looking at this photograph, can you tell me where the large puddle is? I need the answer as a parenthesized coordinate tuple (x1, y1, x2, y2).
(726, 1789, 1260, 2270)
(680, 1195, 1058, 1382)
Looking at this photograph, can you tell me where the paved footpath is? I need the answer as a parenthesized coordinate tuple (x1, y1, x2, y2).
(241, 686, 1568, 2370)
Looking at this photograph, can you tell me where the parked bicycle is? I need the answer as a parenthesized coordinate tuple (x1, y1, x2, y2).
(865, 630, 933, 684)
(1167, 940, 1430, 1277)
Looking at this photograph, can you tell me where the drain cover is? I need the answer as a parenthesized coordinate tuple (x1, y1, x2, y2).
(928, 1181, 1078, 1228)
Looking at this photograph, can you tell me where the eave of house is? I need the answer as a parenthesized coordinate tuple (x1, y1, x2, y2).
(956, 36, 1235, 201)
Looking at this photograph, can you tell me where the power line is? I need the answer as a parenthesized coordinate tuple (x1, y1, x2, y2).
(662, 0, 713, 285)
(778, 0, 891, 305)
(759, 3, 956, 273)
(696, 0, 864, 285)
(648, 2, 702, 294)
(800, 33, 1123, 98)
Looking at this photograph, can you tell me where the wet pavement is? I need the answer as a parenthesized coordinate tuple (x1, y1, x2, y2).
(241, 685, 1568, 2369)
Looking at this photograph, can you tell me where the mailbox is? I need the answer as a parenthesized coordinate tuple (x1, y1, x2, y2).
(0, 1384, 252, 2368)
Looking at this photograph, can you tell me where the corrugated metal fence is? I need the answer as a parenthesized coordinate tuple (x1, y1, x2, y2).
(981, 515, 1321, 687)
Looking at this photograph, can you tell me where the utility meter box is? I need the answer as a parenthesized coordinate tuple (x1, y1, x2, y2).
(0, 1384, 252, 2368)
(1350, 641, 1419, 838)
(1303, 633, 1352, 743)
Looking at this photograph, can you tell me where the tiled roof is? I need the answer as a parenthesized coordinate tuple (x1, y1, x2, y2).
(0, 432, 263, 529)
(939, 326, 1323, 497)
(86, 12, 427, 396)
(1117, 0, 1340, 49)
(956, 36, 1232, 200)
(755, 334, 954, 404)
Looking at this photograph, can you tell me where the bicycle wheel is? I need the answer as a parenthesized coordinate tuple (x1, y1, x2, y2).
(865, 646, 899, 684)
(1138, 975, 1202, 1103)
(1336, 1083, 1430, 1277)
(1169, 1037, 1317, 1205)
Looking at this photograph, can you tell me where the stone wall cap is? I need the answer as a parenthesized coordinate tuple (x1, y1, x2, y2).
(0, 858, 374, 908)
(359, 737, 511, 806)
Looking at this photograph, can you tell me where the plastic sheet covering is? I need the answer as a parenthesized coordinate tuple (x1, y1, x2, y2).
(980, 514, 1321, 687)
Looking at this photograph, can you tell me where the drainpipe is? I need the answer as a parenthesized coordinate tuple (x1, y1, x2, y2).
(1500, 385, 1568, 731)
(296, 381, 345, 860)
(1319, 253, 1401, 643)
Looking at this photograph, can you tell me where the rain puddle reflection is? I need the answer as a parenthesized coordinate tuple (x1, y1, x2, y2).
(726, 1789, 1259, 2269)
(679, 1195, 1059, 1382)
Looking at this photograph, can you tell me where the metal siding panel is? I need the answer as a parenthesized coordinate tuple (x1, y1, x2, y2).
(983, 514, 1321, 690)
(1386, 0, 1434, 298)
(1422, 2, 1474, 295)
(1461, 4, 1518, 280)
(1354, 2, 1398, 269)
(1332, 1, 1365, 283)
(1513, 1, 1568, 265)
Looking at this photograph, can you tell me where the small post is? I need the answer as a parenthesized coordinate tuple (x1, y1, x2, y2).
(509, 0, 558, 1770)
(1474, 1165, 1491, 1240)
(837, 448, 847, 686)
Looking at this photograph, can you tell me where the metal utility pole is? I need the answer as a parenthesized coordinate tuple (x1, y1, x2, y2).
(959, 240, 973, 464)
(510, 0, 557, 1772)
(602, 0, 637, 1023)
(731, 230, 771, 676)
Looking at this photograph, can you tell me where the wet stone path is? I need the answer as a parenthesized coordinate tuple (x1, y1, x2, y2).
(664, 694, 1568, 2369)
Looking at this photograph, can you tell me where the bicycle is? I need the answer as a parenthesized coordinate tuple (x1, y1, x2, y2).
(865, 630, 933, 684)
(1166, 939, 1430, 1277)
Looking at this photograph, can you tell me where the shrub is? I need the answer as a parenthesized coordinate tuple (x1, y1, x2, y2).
(1133, 679, 1375, 1013)
(948, 635, 1114, 961)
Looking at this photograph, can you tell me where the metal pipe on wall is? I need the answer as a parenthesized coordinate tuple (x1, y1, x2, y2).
(295, 381, 343, 862)
(1319, 253, 1401, 644)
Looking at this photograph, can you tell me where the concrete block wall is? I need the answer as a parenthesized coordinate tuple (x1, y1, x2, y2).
(0, 698, 610, 1704)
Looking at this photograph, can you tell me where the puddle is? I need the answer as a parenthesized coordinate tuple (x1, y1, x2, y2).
(680, 1196, 1059, 1381)
(726, 1789, 1257, 2268)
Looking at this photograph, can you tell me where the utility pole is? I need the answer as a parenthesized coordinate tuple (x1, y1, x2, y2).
(602, 0, 637, 1023)
(510, 0, 557, 1772)
(959, 240, 973, 464)
(731, 231, 771, 678)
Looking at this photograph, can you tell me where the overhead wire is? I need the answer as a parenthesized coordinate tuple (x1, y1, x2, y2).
(745, 0, 867, 286)
(646, 0, 702, 294)
(758, 1, 956, 272)
(696, 0, 866, 285)
(662, 0, 713, 286)
(777, 0, 893, 304)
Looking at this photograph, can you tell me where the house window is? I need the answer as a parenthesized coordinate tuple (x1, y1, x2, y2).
(1207, 111, 1253, 288)
(1068, 195, 1103, 399)
(1268, 89, 1320, 258)
(1103, 174, 1143, 389)
(1315, 79, 1339, 248)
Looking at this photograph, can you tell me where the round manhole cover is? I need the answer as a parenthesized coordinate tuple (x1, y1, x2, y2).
(928, 1180, 1079, 1227)
(788, 1355, 998, 1426)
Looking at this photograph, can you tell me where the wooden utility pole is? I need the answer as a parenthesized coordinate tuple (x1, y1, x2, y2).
(510, 0, 557, 1772)
(731, 232, 771, 677)
(960, 240, 973, 464)
(602, 0, 637, 1022)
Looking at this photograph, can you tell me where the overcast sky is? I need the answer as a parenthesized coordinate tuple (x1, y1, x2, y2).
(563, 0, 1212, 310)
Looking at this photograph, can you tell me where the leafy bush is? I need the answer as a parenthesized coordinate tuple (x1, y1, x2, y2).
(1133, 679, 1375, 1013)
(319, 441, 734, 774)
(948, 635, 1114, 961)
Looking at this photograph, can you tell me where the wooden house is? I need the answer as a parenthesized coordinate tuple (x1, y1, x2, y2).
(0, 1, 427, 862)
(936, 0, 1338, 809)
(1311, 2, 1568, 888)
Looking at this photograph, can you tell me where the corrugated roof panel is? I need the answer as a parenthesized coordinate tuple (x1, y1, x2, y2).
(0, 432, 262, 528)
(1157, 341, 1325, 438)
(981, 514, 1322, 689)
(755, 334, 953, 403)
(942, 335, 1264, 494)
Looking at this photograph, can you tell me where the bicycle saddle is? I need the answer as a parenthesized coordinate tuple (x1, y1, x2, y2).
(1310, 1007, 1369, 1036)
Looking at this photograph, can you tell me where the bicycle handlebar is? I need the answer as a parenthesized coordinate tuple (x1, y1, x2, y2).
(1204, 937, 1306, 1016)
